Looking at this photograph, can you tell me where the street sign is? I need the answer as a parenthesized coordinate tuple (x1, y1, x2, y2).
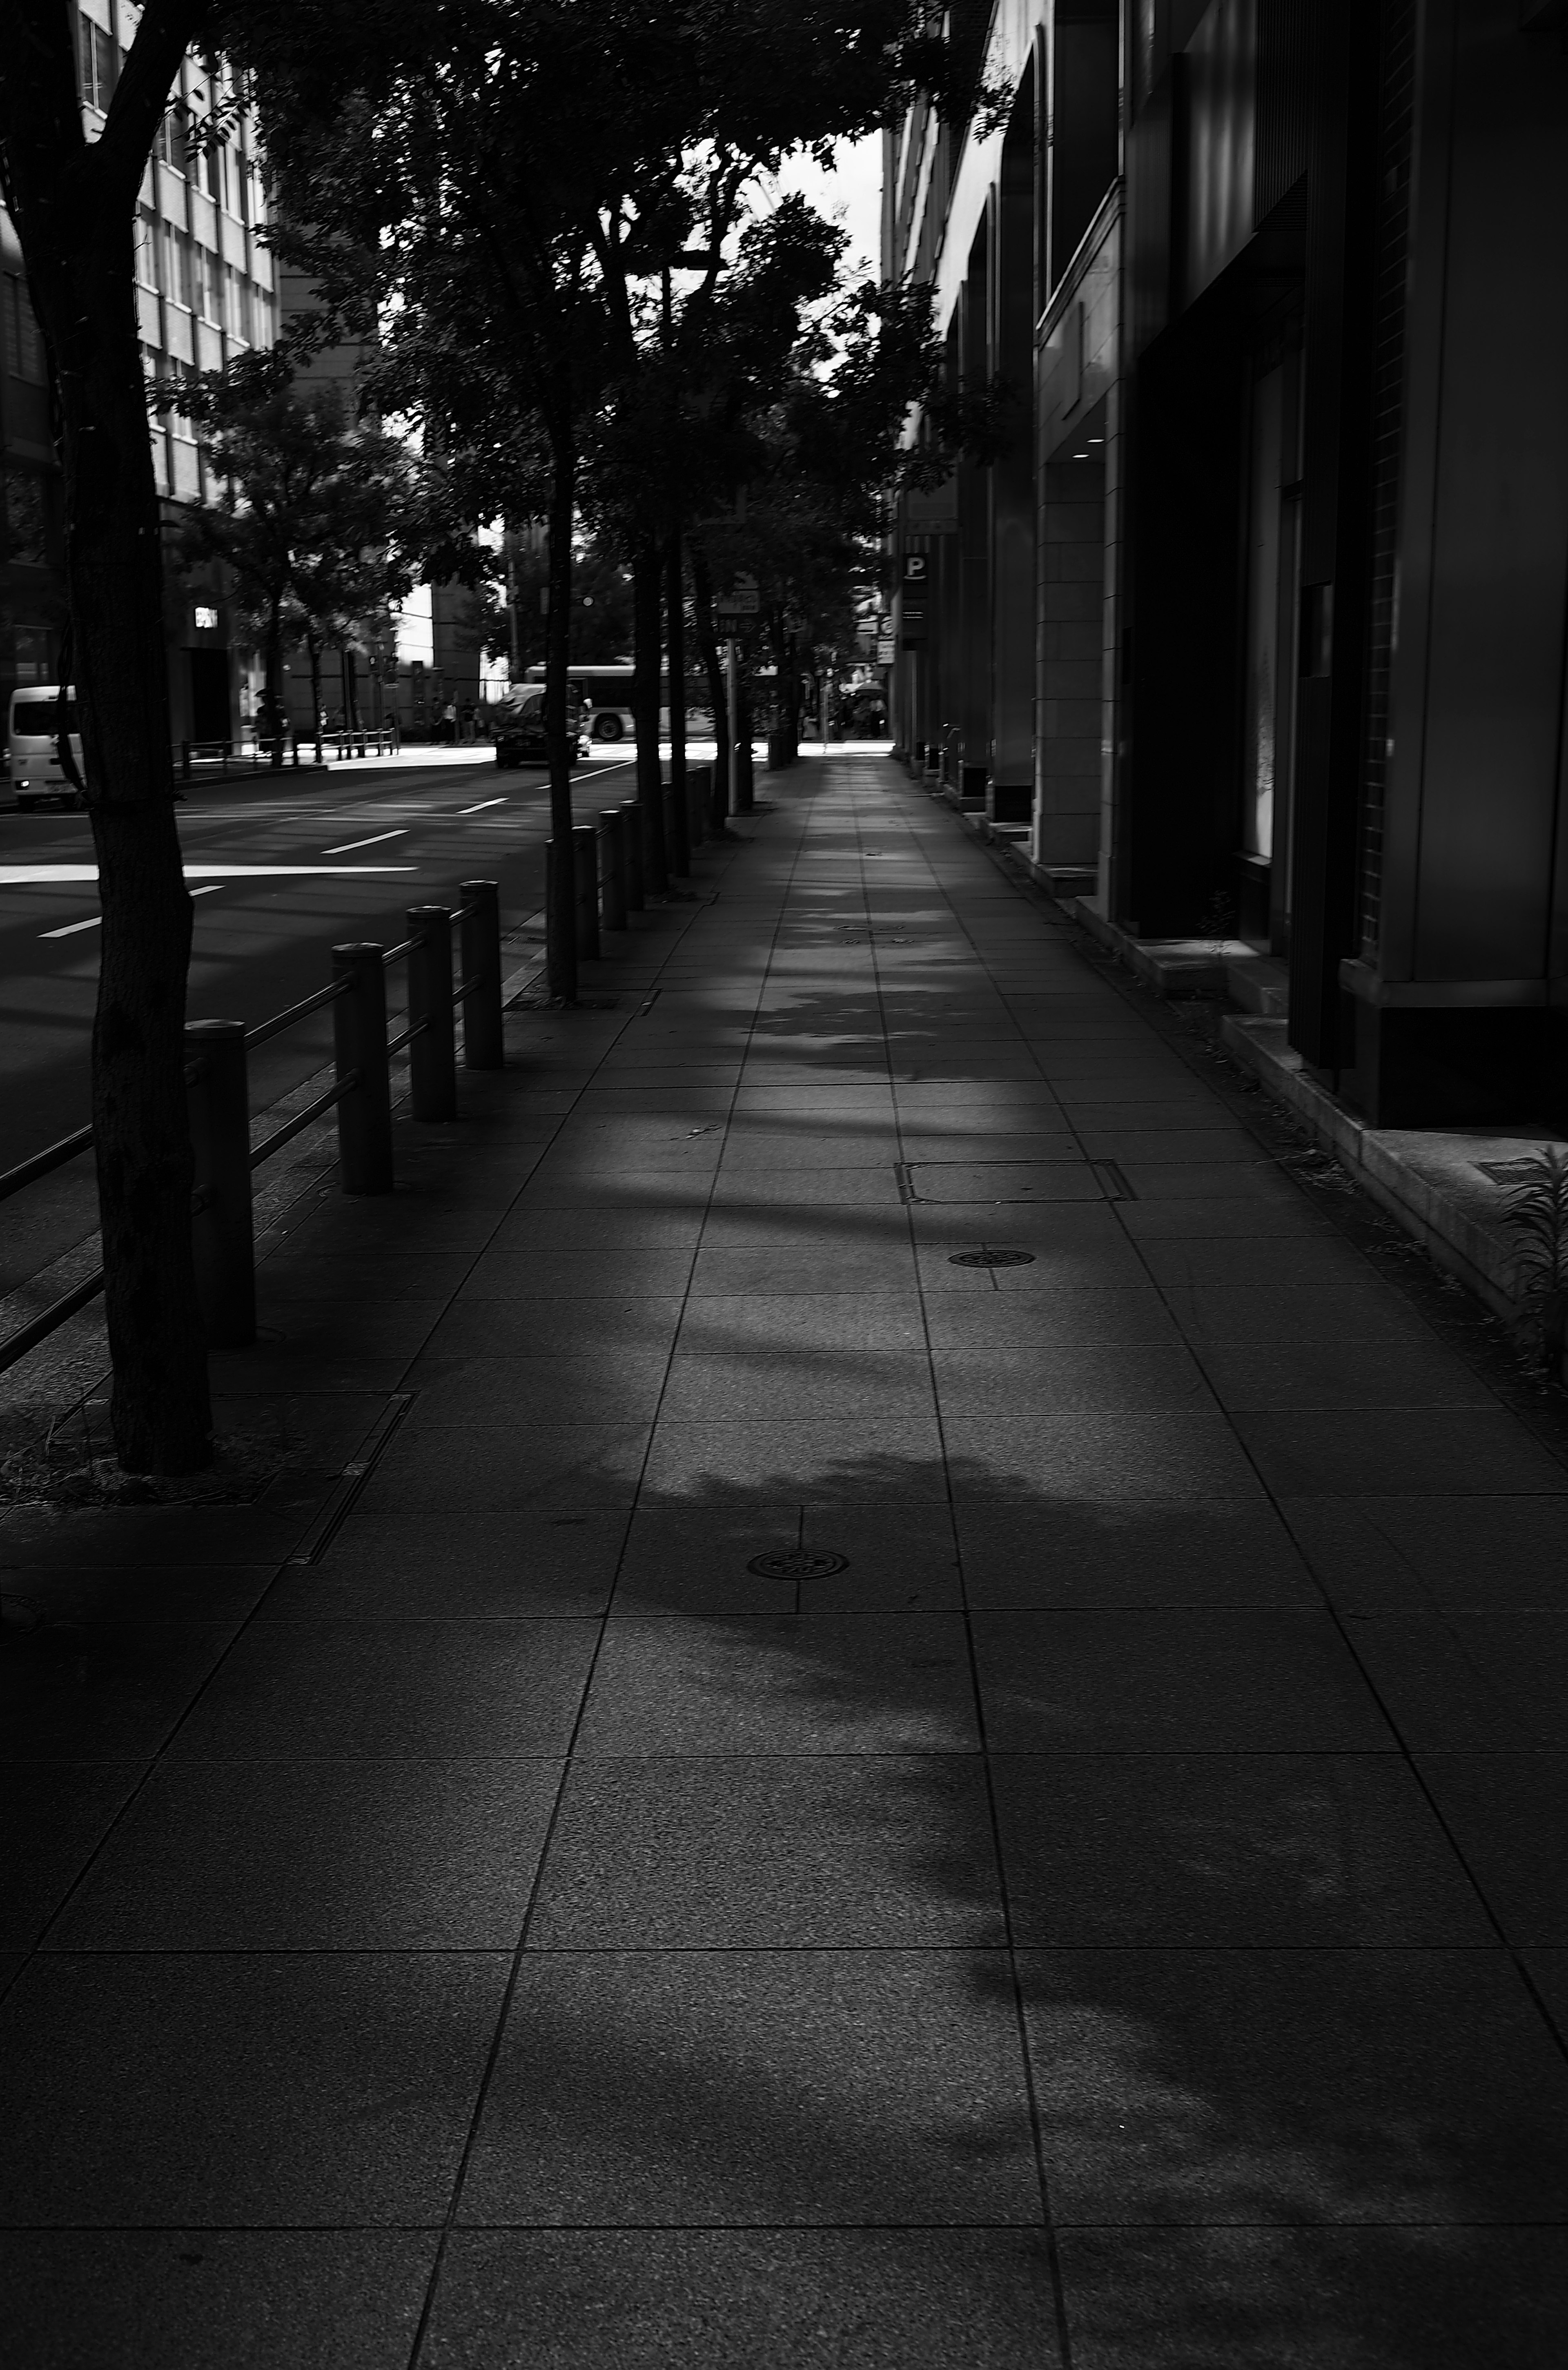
(715, 573, 760, 617)
(875, 637, 897, 664)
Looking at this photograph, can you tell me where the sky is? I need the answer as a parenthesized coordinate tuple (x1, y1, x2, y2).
(768, 133, 883, 283)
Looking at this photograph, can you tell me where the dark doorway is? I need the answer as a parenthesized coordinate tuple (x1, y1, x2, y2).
(189, 648, 232, 743)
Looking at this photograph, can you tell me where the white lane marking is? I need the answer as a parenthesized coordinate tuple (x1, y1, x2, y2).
(1, 864, 417, 886)
(191, 884, 224, 896)
(459, 797, 507, 816)
(40, 915, 101, 940)
(321, 829, 408, 854)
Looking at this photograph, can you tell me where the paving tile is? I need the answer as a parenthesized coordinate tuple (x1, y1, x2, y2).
(483, 1207, 708, 1249)
(1279, 1495, 1568, 1610)
(575, 1613, 977, 1754)
(1414, 1755, 1568, 1945)
(1159, 1281, 1439, 1347)
(0, 1560, 275, 1626)
(1053, 1098, 1234, 1127)
(423, 2228, 1062, 2368)
(640, 1417, 947, 1502)
(991, 1753, 1487, 1944)
(608, 1505, 802, 1614)
(528, 1757, 1003, 1947)
(355, 1422, 650, 1512)
(1525, 1949, 1568, 2030)
(45, 1757, 564, 1950)
(719, 1130, 896, 1169)
(707, 1167, 905, 1208)
(0, 2231, 438, 2370)
(1078, 1131, 1261, 1165)
(256, 1252, 478, 1302)
(942, 1410, 1264, 1502)
(923, 1288, 1181, 1349)
(1233, 1410, 1568, 1496)
(1194, 1336, 1496, 1412)
(1020, 1946, 1568, 2224)
(267, 1509, 625, 1618)
(910, 1161, 1105, 1204)
(899, 1130, 1080, 1162)
(459, 1950, 1040, 2226)
(660, 1351, 936, 1423)
(688, 1243, 918, 1295)
(1, 1763, 143, 1950)
(933, 1339, 1207, 1415)
(453, 1244, 696, 1294)
(509, 1169, 716, 1210)
(1136, 1234, 1376, 1286)
(1116, 1162, 1315, 1203)
(675, 1292, 929, 1352)
(1056, 2226, 1568, 2370)
(402, 1350, 670, 1426)
(1343, 1611, 1568, 1748)
(436, 1294, 684, 1352)
(0, 1622, 239, 1760)
(970, 1610, 1391, 1750)
(1117, 1198, 1338, 1241)
(955, 1500, 1320, 1609)
(165, 1618, 598, 1758)
(0, 1952, 506, 2223)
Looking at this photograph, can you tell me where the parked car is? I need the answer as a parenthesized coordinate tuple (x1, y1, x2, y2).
(495, 691, 587, 768)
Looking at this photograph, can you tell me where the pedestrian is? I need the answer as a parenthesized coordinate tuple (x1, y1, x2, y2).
(459, 701, 477, 744)
(440, 699, 458, 744)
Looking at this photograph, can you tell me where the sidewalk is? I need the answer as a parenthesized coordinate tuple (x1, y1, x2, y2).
(4, 749, 1568, 2367)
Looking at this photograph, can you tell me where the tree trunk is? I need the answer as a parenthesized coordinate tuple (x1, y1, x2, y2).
(307, 631, 324, 766)
(688, 539, 730, 833)
(664, 535, 690, 875)
(265, 604, 286, 766)
(631, 537, 668, 894)
(2, 25, 212, 1472)
(543, 421, 578, 1003)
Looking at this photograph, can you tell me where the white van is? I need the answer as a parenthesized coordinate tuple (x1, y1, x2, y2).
(9, 686, 85, 812)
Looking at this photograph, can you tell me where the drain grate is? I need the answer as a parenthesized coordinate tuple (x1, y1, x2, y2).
(948, 1247, 1036, 1269)
(747, 1550, 850, 1580)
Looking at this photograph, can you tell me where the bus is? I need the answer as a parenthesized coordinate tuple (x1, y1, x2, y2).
(521, 664, 712, 742)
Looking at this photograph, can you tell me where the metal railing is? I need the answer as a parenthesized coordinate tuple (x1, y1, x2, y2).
(0, 880, 503, 1372)
(545, 762, 723, 959)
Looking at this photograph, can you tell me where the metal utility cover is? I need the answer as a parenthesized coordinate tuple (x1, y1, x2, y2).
(909, 1162, 1107, 1202)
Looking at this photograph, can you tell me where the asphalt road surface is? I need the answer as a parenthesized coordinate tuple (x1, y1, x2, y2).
(0, 745, 646, 1292)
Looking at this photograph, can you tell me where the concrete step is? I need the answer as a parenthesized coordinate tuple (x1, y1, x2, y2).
(1224, 954, 1290, 1017)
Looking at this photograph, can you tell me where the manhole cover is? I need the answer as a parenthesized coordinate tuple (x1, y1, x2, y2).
(747, 1550, 850, 1579)
(948, 1247, 1037, 1268)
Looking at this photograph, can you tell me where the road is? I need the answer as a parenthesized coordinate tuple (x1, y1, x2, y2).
(0, 745, 648, 1291)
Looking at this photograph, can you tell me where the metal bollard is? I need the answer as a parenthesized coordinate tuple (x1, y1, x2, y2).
(570, 824, 601, 958)
(332, 944, 394, 1193)
(407, 904, 457, 1121)
(185, 1018, 256, 1346)
(459, 878, 504, 1069)
(734, 735, 755, 814)
(598, 809, 627, 931)
(619, 797, 645, 911)
(687, 761, 708, 850)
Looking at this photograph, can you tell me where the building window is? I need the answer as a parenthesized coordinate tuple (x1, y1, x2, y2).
(162, 223, 192, 309)
(2, 274, 46, 383)
(225, 264, 254, 345)
(193, 243, 221, 324)
(154, 102, 189, 172)
(77, 16, 118, 111)
(1, 467, 48, 567)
